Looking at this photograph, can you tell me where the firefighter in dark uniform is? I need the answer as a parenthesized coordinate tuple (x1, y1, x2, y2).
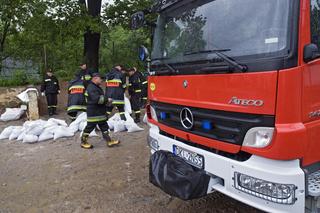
(128, 68, 142, 123)
(135, 67, 148, 107)
(105, 65, 127, 121)
(67, 78, 86, 121)
(75, 63, 94, 88)
(81, 73, 120, 149)
(41, 69, 60, 116)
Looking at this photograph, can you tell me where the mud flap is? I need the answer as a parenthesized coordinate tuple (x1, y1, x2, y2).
(149, 150, 210, 200)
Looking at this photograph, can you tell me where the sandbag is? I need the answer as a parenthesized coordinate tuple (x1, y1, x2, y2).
(124, 95, 132, 114)
(124, 112, 135, 123)
(43, 125, 58, 134)
(150, 151, 210, 201)
(47, 118, 68, 127)
(0, 126, 15, 140)
(143, 114, 148, 124)
(74, 112, 87, 124)
(23, 134, 39, 144)
(27, 125, 44, 136)
(0, 108, 25, 122)
(68, 122, 79, 133)
(114, 120, 126, 133)
(17, 131, 26, 141)
(109, 113, 121, 122)
(38, 131, 54, 142)
(78, 121, 87, 131)
(107, 120, 115, 130)
(53, 126, 74, 140)
(125, 121, 144, 133)
(9, 127, 23, 141)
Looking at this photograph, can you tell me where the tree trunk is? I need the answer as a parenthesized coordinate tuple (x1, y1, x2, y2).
(81, 0, 102, 72)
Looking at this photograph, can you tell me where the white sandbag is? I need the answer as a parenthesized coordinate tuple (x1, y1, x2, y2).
(125, 121, 144, 133)
(17, 88, 38, 103)
(143, 114, 148, 124)
(38, 131, 54, 142)
(114, 120, 126, 133)
(43, 125, 58, 134)
(27, 125, 44, 136)
(124, 95, 132, 114)
(17, 131, 26, 141)
(73, 112, 87, 124)
(124, 112, 135, 123)
(78, 121, 87, 131)
(23, 134, 38, 144)
(0, 108, 25, 122)
(53, 126, 74, 140)
(109, 113, 121, 121)
(9, 127, 23, 141)
(48, 118, 68, 127)
(107, 120, 115, 130)
(68, 122, 79, 133)
(80, 130, 99, 138)
(0, 126, 15, 140)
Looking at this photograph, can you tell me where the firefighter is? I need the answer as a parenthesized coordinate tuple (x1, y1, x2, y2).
(81, 73, 120, 149)
(128, 68, 142, 123)
(75, 63, 94, 88)
(67, 78, 86, 121)
(105, 65, 127, 121)
(135, 67, 148, 107)
(41, 69, 60, 116)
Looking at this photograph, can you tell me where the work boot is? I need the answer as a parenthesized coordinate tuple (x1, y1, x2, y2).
(48, 108, 53, 116)
(81, 134, 93, 149)
(103, 132, 120, 148)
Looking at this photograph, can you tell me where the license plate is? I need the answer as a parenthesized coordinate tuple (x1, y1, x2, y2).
(173, 145, 204, 169)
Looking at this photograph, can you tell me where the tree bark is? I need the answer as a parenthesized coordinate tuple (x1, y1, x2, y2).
(80, 0, 102, 72)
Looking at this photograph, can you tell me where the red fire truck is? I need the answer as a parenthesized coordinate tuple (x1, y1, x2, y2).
(132, 0, 320, 212)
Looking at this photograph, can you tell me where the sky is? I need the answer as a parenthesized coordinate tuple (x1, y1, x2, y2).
(102, 0, 114, 5)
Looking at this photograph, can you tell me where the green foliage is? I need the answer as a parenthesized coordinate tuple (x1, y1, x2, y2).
(0, 69, 41, 87)
(0, 0, 153, 84)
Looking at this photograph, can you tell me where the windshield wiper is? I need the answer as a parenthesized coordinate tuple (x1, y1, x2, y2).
(184, 49, 248, 72)
(151, 59, 179, 75)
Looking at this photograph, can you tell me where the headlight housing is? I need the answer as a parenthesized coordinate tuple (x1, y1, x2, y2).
(234, 172, 296, 205)
(243, 127, 274, 148)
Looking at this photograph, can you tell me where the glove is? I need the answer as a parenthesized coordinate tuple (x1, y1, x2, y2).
(41, 92, 45, 97)
(58, 90, 61, 94)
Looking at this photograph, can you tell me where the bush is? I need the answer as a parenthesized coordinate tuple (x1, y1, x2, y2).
(0, 70, 41, 87)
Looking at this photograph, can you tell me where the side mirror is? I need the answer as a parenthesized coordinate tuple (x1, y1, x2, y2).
(304, 44, 320, 63)
(138, 45, 149, 61)
(130, 11, 145, 30)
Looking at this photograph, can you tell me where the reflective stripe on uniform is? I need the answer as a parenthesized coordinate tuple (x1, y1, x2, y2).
(135, 111, 141, 114)
(142, 97, 148, 100)
(45, 79, 51, 82)
(48, 105, 57, 108)
(119, 112, 125, 115)
(135, 90, 142, 93)
(84, 75, 91, 81)
(87, 116, 107, 123)
(69, 86, 85, 91)
(68, 105, 86, 111)
(142, 81, 148, 85)
(106, 79, 122, 83)
(84, 92, 89, 97)
(112, 100, 125, 105)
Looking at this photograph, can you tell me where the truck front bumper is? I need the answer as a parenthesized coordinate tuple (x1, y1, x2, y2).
(148, 125, 306, 213)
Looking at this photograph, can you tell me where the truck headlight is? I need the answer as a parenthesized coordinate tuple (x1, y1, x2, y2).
(243, 127, 274, 148)
(234, 172, 296, 205)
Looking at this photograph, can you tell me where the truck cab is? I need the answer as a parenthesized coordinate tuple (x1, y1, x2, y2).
(133, 0, 320, 212)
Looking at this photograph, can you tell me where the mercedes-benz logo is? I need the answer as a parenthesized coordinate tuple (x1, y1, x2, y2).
(180, 108, 194, 130)
(183, 80, 188, 88)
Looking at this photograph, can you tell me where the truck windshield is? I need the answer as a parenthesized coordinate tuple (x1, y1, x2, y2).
(152, 0, 292, 66)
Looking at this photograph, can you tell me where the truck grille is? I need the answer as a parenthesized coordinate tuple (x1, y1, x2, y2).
(151, 101, 275, 146)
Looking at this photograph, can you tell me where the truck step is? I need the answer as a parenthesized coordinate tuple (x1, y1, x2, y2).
(309, 171, 320, 197)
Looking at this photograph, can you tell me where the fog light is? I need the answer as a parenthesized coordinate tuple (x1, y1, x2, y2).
(234, 172, 296, 205)
(243, 127, 274, 148)
(160, 112, 168, 120)
(202, 120, 213, 130)
(148, 135, 159, 151)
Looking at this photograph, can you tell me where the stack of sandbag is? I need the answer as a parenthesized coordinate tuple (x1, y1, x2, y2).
(0, 108, 26, 122)
(0, 118, 74, 144)
(108, 112, 144, 133)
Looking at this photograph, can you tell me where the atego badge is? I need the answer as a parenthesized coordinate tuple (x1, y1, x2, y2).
(229, 97, 264, 107)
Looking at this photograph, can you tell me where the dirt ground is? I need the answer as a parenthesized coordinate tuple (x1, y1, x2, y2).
(0, 114, 262, 213)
